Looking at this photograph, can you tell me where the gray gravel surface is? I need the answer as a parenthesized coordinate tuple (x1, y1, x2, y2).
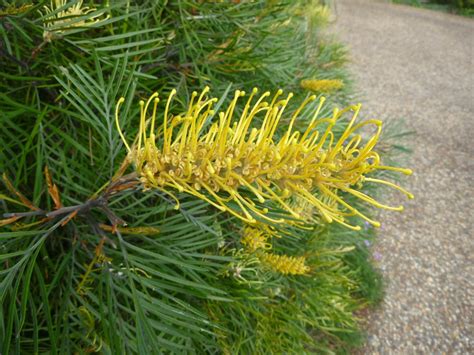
(332, 0, 474, 353)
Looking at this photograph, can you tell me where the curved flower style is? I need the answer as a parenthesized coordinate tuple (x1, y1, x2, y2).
(41, 0, 108, 39)
(115, 87, 412, 229)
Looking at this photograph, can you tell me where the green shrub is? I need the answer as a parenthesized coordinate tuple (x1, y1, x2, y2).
(0, 1, 411, 353)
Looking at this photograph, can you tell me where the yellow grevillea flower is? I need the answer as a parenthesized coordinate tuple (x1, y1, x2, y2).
(241, 225, 309, 275)
(41, 0, 108, 39)
(240, 224, 279, 252)
(300, 79, 344, 93)
(241, 225, 275, 252)
(260, 252, 310, 275)
(115, 87, 412, 230)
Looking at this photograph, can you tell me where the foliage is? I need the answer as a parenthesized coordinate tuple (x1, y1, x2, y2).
(0, 1, 410, 353)
(393, 0, 474, 17)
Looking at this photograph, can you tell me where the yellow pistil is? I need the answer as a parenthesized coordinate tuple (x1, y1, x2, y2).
(260, 252, 310, 275)
(300, 79, 344, 94)
(115, 87, 413, 229)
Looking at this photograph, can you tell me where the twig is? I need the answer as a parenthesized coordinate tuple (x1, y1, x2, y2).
(2, 172, 139, 230)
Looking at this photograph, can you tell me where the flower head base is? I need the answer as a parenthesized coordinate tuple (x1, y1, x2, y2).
(260, 253, 310, 275)
(41, 0, 108, 40)
(115, 87, 413, 230)
(301, 79, 344, 93)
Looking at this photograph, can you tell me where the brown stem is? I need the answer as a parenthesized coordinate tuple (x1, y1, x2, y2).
(2, 174, 140, 229)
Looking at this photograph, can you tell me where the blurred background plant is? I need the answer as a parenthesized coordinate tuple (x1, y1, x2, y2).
(0, 0, 410, 353)
(393, 0, 474, 17)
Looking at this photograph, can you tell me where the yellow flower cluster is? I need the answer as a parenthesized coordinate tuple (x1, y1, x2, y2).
(115, 87, 412, 230)
(300, 79, 344, 93)
(259, 253, 310, 276)
(241, 225, 272, 252)
(41, 0, 108, 39)
(241, 225, 310, 275)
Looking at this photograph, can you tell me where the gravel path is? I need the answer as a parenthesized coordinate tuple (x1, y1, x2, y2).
(332, 1, 474, 353)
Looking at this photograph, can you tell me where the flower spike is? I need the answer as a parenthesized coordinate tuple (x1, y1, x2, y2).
(115, 88, 412, 229)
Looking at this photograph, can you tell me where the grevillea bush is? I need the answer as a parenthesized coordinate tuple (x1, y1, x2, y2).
(0, 1, 411, 353)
